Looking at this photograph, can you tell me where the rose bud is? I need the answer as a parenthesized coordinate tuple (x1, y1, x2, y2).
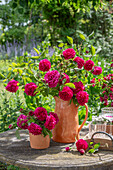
(79, 149, 85, 155)
(65, 147, 70, 152)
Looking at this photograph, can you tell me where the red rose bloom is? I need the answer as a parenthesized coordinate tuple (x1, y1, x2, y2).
(72, 81, 85, 94)
(90, 78, 95, 84)
(39, 59, 51, 72)
(17, 114, 28, 129)
(63, 48, 76, 60)
(106, 74, 111, 80)
(104, 101, 108, 106)
(49, 112, 59, 124)
(44, 115, 56, 130)
(76, 139, 88, 152)
(9, 124, 13, 129)
(59, 73, 70, 85)
(29, 111, 34, 116)
(110, 87, 113, 92)
(24, 82, 37, 96)
(34, 107, 47, 121)
(111, 102, 113, 107)
(76, 91, 89, 106)
(59, 86, 73, 101)
(100, 96, 104, 102)
(44, 70, 60, 88)
(92, 66, 102, 75)
(102, 83, 107, 89)
(5, 80, 19, 93)
(104, 94, 108, 100)
(28, 123, 42, 135)
(20, 108, 24, 113)
(110, 93, 113, 100)
(111, 63, 113, 67)
(74, 57, 84, 69)
(84, 60, 94, 71)
(86, 50, 89, 54)
(65, 147, 70, 152)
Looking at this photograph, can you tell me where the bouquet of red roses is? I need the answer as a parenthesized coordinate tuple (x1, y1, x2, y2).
(4, 37, 103, 136)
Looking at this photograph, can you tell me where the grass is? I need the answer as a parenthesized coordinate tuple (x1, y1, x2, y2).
(0, 162, 27, 170)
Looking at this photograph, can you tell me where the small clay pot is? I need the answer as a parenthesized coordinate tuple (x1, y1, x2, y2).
(29, 133, 50, 149)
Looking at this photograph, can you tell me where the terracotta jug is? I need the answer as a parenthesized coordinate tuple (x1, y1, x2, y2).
(29, 133, 50, 149)
(52, 96, 88, 143)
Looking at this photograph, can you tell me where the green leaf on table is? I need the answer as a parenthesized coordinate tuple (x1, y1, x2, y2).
(67, 36, 73, 45)
(65, 83, 75, 89)
(89, 142, 93, 145)
(91, 45, 95, 56)
(79, 33, 85, 40)
(88, 149, 95, 153)
(94, 143, 100, 150)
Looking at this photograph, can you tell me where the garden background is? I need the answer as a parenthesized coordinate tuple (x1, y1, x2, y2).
(0, 0, 113, 169)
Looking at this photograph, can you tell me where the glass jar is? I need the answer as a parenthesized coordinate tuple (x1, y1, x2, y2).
(89, 108, 113, 139)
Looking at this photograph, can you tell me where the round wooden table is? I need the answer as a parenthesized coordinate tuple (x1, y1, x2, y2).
(0, 129, 113, 170)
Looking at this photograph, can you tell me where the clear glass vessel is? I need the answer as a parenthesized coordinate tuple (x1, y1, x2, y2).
(89, 107, 113, 139)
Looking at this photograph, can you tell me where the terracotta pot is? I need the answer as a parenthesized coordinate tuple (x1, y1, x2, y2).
(52, 96, 88, 143)
(29, 133, 50, 149)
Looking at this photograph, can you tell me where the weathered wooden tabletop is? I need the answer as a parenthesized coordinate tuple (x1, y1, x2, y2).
(0, 129, 113, 170)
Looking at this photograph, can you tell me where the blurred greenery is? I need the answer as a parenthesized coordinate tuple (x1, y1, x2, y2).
(0, 0, 113, 59)
(0, 161, 27, 170)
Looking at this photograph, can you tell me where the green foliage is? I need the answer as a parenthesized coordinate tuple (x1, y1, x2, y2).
(79, 33, 86, 40)
(0, 0, 29, 44)
(67, 36, 73, 45)
(0, 0, 112, 61)
(0, 161, 27, 170)
(65, 83, 75, 89)
(88, 142, 100, 154)
(0, 35, 110, 125)
(0, 34, 112, 130)
(0, 89, 23, 132)
(91, 46, 95, 56)
(0, 0, 109, 46)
